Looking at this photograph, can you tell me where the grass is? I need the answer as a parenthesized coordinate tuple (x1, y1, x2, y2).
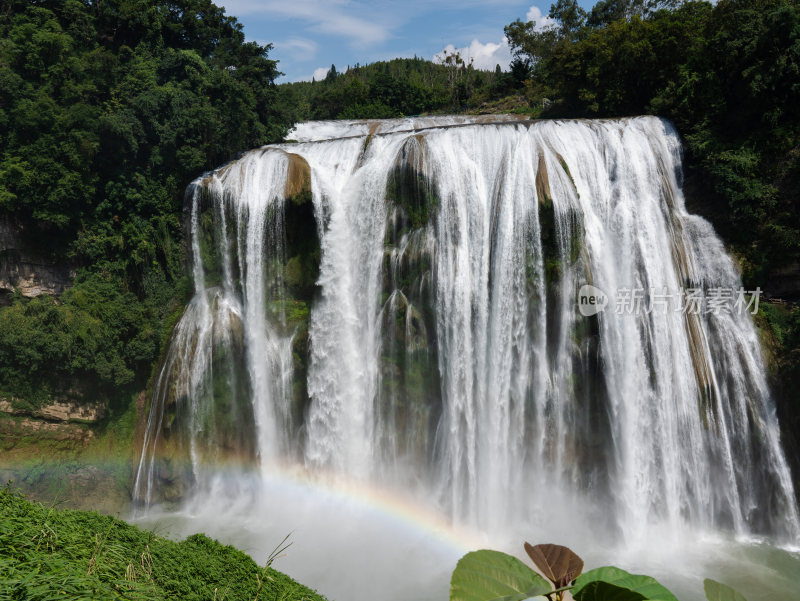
(0, 487, 327, 601)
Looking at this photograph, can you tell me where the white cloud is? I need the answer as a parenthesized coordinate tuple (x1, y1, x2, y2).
(526, 5, 556, 31)
(311, 12, 388, 46)
(273, 37, 318, 61)
(220, 1, 391, 47)
(297, 67, 330, 81)
(433, 38, 512, 71)
(291, 66, 330, 82)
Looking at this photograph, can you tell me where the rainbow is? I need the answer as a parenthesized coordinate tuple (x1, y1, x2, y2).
(254, 463, 487, 553)
(131, 455, 489, 556)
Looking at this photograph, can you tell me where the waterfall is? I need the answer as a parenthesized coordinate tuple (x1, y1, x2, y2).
(134, 115, 800, 546)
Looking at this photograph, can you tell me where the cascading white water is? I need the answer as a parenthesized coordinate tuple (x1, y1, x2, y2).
(134, 149, 298, 505)
(134, 115, 800, 556)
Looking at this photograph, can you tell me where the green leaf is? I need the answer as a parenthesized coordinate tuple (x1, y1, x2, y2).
(704, 579, 748, 601)
(572, 567, 679, 601)
(450, 549, 553, 601)
(574, 581, 647, 601)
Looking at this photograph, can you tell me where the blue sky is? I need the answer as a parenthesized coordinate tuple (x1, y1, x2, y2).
(218, 0, 594, 82)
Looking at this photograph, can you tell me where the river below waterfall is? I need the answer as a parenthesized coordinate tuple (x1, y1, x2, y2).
(133, 473, 800, 601)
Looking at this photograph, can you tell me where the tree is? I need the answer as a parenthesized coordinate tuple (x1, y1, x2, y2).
(325, 63, 338, 82)
(504, 18, 560, 75)
(550, 0, 588, 34)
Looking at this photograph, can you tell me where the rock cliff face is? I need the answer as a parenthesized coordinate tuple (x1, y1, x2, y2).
(0, 213, 75, 303)
(0, 398, 106, 423)
(0, 396, 105, 450)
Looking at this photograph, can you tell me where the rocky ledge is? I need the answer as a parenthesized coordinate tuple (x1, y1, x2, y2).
(0, 398, 105, 423)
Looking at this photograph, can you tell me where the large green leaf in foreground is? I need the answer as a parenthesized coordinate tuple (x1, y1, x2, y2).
(450, 549, 552, 601)
(572, 566, 680, 601)
(573, 581, 648, 601)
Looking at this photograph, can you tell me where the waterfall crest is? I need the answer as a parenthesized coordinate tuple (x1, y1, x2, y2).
(134, 115, 800, 545)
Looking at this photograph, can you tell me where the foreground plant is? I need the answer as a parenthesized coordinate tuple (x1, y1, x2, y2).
(450, 542, 748, 601)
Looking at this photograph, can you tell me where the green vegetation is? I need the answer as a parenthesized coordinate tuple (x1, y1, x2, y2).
(278, 57, 529, 121)
(0, 487, 325, 601)
(753, 301, 800, 447)
(0, 0, 292, 407)
(450, 542, 748, 601)
(3, 0, 796, 411)
(0, 274, 186, 405)
(449, 549, 556, 601)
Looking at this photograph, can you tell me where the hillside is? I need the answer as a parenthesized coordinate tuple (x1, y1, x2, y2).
(0, 0, 293, 412)
(277, 57, 529, 120)
(0, 487, 326, 601)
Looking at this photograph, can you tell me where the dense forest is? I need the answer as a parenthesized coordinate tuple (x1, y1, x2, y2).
(1, 0, 799, 438)
(279, 57, 528, 120)
(0, 0, 294, 409)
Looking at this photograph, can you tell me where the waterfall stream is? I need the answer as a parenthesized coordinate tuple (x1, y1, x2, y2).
(133, 116, 800, 597)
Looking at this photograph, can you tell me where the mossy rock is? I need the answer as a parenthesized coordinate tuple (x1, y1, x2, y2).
(284, 253, 319, 295)
(151, 151, 321, 480)
(282, 154, 320, 300)
(385, 136, 439, 230)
